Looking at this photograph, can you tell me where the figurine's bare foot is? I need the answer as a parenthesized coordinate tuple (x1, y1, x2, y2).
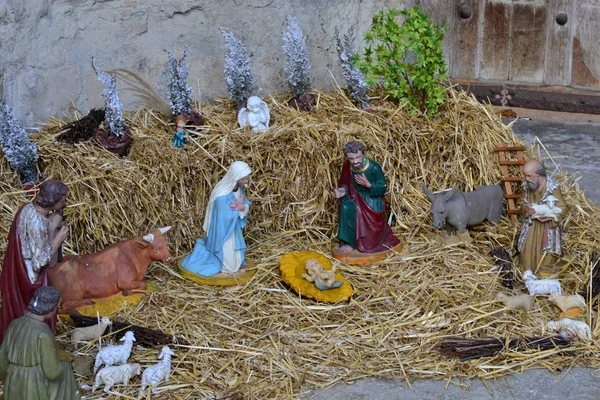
(339, 244, 354, 253)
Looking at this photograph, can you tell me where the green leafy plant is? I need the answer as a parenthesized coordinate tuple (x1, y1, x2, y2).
(354, 7, 448, 116)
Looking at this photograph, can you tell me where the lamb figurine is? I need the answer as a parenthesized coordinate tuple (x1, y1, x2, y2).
(140, 346, 175, 395)
(72, 316, 112, 343)
(529, 195, 562, 223)
(547, 318, 592, 341)
(549, 293, 586, 314)
(92, 363, 141, 393)
(523, 270, 562, 296)
(94, 331, 136, 373)
(495, 293, 534, 311)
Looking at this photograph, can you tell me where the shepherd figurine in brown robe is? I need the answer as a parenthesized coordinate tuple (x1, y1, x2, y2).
(518, 159, 567, 275)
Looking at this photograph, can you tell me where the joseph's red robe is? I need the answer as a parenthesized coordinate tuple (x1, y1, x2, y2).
(0, 204, 55, 342)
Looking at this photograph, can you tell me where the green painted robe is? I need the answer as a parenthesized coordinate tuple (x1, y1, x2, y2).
(0, 315, 81, 400)
(338, 158, 396, 251)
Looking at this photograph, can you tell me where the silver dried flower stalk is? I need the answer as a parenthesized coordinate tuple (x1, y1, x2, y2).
(168, 45, 193, 117)
(220, 27, 255, 107)
(0, 102, 39, 184)
(92, 57, 126, 137)
(282, 16, 311, 98)
(335, 27, 371, 109)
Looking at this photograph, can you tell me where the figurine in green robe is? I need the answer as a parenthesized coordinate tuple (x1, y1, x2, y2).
(0, 286, 82, 400)
(334, 141, 400, 253)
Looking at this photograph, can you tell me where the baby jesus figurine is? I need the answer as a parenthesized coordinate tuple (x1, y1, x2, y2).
(301, 259, 343, 291)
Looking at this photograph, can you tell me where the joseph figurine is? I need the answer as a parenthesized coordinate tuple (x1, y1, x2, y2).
(334, 141, 400, 253)
(0, 286, 82, 399)
(517, 159, 566, 274)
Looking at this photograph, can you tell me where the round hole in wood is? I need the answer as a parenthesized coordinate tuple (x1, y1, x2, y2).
(458, 6, 472, 20)
(555, 12, 568, 25)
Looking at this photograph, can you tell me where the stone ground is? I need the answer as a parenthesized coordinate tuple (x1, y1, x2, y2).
(507, 112, 600, 206)
(310, 109, 600, 399)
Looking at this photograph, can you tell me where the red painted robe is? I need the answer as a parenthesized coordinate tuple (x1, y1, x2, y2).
(0, 204, 55, 342)
(338, 160, 400, 253)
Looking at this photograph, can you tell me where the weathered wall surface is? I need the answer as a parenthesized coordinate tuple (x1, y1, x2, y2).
(435, 0, 600, 89)
(2, 0, 600, 125)
(0, 0, 413, 125)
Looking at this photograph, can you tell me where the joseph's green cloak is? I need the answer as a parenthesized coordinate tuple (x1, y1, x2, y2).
(337, 158, 387, 248)
(0, 315, 81, 400)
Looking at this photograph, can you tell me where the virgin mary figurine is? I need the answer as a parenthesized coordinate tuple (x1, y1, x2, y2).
(181, 161, 251, 277)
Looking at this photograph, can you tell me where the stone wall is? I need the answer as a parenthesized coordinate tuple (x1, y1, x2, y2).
(0, 0, 412, 125)
(3, 0, 600, 126)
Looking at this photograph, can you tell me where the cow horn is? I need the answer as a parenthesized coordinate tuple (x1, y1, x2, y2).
(143, 233, 155, 243)
(158, 226, 172, 235)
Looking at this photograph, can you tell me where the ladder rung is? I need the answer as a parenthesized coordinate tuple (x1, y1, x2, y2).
(505, 194, 522, 199)
(495, 146, 527, 151)
(508, 209, 523, 214)
(499, 160, 526, 165)
(500, 177, 523, 182)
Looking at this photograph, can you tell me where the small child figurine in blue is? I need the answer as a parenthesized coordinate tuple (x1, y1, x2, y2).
(172, 115, 188, 147)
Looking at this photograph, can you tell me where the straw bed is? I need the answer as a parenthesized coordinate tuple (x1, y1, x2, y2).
(1, 88, 599, 398)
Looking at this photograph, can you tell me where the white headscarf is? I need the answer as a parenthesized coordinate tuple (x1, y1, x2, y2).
(203, 161, 252, 232)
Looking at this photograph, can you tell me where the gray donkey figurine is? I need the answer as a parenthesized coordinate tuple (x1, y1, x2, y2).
(423, 184, 504, 243)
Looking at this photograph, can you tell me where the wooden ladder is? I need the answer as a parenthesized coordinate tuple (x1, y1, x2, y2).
(495, 144, 527, 226)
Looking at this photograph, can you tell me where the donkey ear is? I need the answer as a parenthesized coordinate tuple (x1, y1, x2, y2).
(423, 184, 435, 202)
(441, 187, 458, 200)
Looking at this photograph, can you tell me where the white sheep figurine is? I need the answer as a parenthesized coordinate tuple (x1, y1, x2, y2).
(549, 293, 586, 314)
(94, 331, 136, 373)
(139, 346, 175, 395)
(92, 363, 141, 393)
(529, 195, 562, 223)
(72, 316, 112, 343)
(547, 318, 592, 341)
(523, 270, 562, 296)
(495, 293, 534, 311)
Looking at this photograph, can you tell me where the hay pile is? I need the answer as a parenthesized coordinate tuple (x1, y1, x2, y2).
(1, 88, 599, 399)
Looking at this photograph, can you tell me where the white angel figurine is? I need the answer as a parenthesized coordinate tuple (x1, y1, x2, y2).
(238, 96, 270, 132)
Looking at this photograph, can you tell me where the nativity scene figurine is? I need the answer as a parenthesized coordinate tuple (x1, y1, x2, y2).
(238, 96, 270, 132)
(333, 140, 401, 264)
(0, 286, 82, 400)
(0, 180, 69, 341)
(518, 159, 566, 275)
(301, 259, 343, 290)
(180, 161, 256, 285)
(48, 227, 172, 311)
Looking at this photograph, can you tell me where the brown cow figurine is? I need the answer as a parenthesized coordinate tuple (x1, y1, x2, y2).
(48, 227, 173, 310)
